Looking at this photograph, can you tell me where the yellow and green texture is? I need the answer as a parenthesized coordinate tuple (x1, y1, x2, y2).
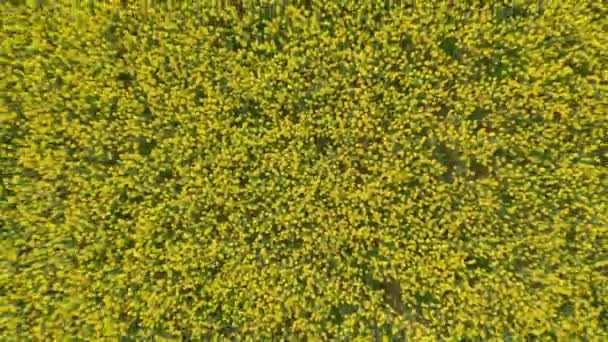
(1, 0, 607, 339)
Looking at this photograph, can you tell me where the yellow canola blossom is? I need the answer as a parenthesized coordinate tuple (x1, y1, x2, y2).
(1, 0, 607, 340)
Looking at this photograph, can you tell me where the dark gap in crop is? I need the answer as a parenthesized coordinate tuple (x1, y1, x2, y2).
(96, 148, 120, 167)
(468, 158, 490, 180)
(467, 107, 490, 126)
(103, 14, 122, 46)
(511, 256, 531, 275)
(381, 278, 407, 315)
(558, 300, 575, 317)
(524, 330, 552, 341)
(277, 306, 297, 337)
(432, 142, 463, 184)
(155, 167, 174, 184)
(564, 225, 578, 254)
(598, 307, 608, 330)
(145, 33, 160, 50)
(121, 317, 142, 340)
(137, 137, 156, 156)
(179, 327, 193, 341)
(477, 55, 514, 80)
(493, 146, 519, 166)
(439, 36, 462, 60)
(337, 37, 351, 51)
(467, 275, 481, 287)
(362, 268, 382, 291)
(457, 337, 476, 342)
(494, 61, 512, 80)
(329, 303, 358, 325)
(314, 135, 333, 156)
(529, 280, 546, 290)
(245, 231, 262, 245)
(465, 255, 494, 272)
(117, 71, 134, 88)
(152, 326, 178, 340)
(434, 102, 451, 119)
(374, 323, 403, 341)
(285, 236, 303, 250)
(225, 30, 242, 52)
(399, 34, 413, 52)
(213, 205, 229, 224)
(454, 273, 466, 288)
(414, 291, 439, 317)
(220, 325, 239, 337)
(232, 98, 262, 128)
(113, 194, 133, 221)
(495, 3, 531, 22)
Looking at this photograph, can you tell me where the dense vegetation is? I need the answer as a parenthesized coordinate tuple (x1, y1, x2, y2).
(2, 1, 607, 340)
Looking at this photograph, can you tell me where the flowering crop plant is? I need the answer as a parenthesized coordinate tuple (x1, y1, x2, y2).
(1, 0, 607, 340)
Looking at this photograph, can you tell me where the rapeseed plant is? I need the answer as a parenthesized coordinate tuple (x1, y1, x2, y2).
(1, 0, 606, 339)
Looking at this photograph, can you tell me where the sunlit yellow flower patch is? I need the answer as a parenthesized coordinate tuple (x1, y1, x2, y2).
(1, 0, 606, 339)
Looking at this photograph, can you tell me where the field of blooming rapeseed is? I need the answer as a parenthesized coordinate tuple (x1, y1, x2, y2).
(1, 0, 607, 340)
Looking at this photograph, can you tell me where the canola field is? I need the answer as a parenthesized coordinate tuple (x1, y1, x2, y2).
(1, 1, 607, 340)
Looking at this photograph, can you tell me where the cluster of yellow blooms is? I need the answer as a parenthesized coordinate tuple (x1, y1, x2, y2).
(2, 0, 606, 339)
